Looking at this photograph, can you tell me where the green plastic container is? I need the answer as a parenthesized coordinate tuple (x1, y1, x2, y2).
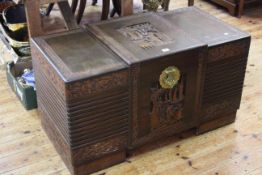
(6, 61, 37, 110)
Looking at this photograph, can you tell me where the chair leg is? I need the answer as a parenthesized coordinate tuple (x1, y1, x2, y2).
(188, 0, 194, 6)
(101, 0, 110, 20)
(71, 0, 79, 14)
(57, 1, 78, 29)
(110, 8, 116, 17)
(45, 3, 55, 16)
(76, 0, 86, 24)
(162, 0, 170, 11)
(143, 4, 146, 10)
(92, 0, 98, 5)
(237, 0, 244, 17)
(111, 0, 121, 17)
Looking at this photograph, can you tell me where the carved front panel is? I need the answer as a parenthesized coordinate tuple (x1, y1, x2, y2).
(130, 49, 203, 148)
(150, 75, 186, 131)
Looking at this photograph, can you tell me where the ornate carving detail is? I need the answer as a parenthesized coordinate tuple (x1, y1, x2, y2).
(202, 97, 240, 121)
(150, 75, 185, 130)
(67, 70, 129, 100)
(208, 40, 249, 62)
(118, 22, 171, 49)
(72, 136, 127, 164)
(130, 70, 187, 148)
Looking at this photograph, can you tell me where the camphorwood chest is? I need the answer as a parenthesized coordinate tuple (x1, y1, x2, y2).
(31, 7, 250, 175)
(160, 7, 251, 133)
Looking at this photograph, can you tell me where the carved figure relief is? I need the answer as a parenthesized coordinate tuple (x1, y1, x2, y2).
(118, 22, 171, 49)
(150, 67, 185, 130)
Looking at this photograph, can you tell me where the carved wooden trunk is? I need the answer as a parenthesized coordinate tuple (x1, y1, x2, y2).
(31, 29, 130, 175)
(87, 13, 206, 149)
(160, 7, 251, 133)
(31, 7, 250, 175)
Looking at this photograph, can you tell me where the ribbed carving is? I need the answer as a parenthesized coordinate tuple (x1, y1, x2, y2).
(68, 88, 129, 149)
(34, 58, 129, 150)
(34, 62, 70, 144)
(201, 56, 248, 121)
(203, 57, 247, 104)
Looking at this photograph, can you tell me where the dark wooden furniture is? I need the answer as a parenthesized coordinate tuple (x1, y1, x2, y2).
(189, 0, 194, 6)
(75, 0, 110, 23)
(46, 0, 110, 23)
(31, 7, 250, 175)
(24, 0, 78, 38)
(160, 7, 250, 133)
(210, 0, 261, 17)
(70, 0, 111, 23)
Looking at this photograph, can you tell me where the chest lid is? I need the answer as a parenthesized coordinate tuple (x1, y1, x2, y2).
(32, 29, 128, 82)
(160, 7, 250, 47)
(87, 13, 205, 64)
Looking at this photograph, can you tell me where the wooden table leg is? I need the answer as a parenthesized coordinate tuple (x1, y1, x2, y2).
(188, 0, 194, 6)
(92, 0, 98, 5)
(24, 0, 78, 38)
(57, 1, 78, 29)
(111, 0, 121, 17)
(24, 0, 43, 37)
(71, 0, 79, 14)
(101, 0, 110, 20)
(45, 3, 55, 16)
(76, 0, 86, 24)
(121, 0, 133, 16)
(237, 0, 244, 17)
(163, 0, 170, 11)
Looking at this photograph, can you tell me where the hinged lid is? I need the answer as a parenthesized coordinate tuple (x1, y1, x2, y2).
(32, 29, 128, 82)
(87, 13, 205, 65)
(160, 7, 250, 46)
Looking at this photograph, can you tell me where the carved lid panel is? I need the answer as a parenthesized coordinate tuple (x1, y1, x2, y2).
(88, 13, 205, 64)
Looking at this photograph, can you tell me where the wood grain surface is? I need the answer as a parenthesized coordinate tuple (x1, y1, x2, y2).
(0, 0, 261, 175)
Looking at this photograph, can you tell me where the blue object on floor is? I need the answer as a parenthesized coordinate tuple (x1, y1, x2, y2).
(21, 70, 35, 90)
